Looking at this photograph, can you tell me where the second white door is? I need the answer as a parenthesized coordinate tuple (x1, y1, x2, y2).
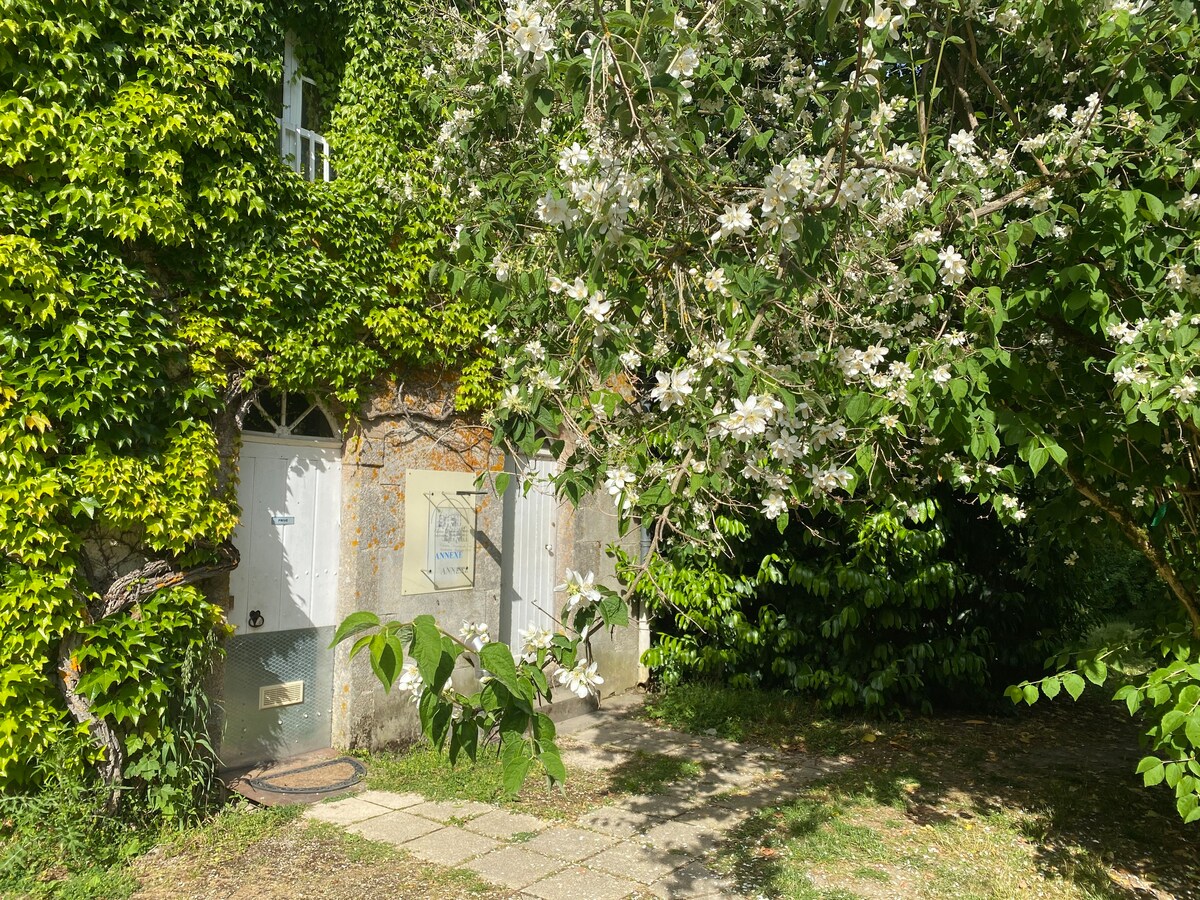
(500, 454, 558, 645)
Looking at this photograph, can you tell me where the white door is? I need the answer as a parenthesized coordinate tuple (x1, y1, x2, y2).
(228, 435, 342, 634)
(500, 454, 558, 645)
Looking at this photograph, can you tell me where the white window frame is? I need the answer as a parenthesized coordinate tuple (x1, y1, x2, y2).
(278, 32, 332, 182)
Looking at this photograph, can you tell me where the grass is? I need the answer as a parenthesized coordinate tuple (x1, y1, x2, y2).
(2, 791, 504, 900)
(361, 743, 703, 820)
(710, 771, 1125, 899)
(129, 799, 500, 899)
(0, 777, 152, 900)
(609, 751, 704, 794)
(642, 684, 1200, 900)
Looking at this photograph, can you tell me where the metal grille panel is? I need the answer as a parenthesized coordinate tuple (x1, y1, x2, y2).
(221, 626, 334, 769)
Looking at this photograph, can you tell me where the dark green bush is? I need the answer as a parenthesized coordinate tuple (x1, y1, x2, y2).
(628, 491, 1161, 714)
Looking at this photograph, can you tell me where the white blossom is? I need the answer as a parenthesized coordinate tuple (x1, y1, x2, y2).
(650, 367, 696, 410)
(396, 662, 423, 703)
(604, 466, 636, 496)
(518, 625, 554, 663)
(762, 492, 788, 519)
(459, 622, 490, 652)
(718, 395, 782, 439)
(937, 245, 968, 286)
(711, 203, 754, 243)
(583, 291, 611, 323)
(667, 46, 700, 79)
(556, 659, 604, 698)
(558, 142, 590, 174)
(555, 568, 602, 611)
(704, 267, 729, 295)
(536, 191, 577, 227)
(1170, 376, 1198, 404)
(948, 129, 976, 157)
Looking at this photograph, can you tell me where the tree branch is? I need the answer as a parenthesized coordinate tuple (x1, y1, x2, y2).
(1066, 469, 1200, 638)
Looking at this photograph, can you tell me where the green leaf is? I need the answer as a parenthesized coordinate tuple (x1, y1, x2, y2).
(349, 632, 374, 660)
(844, 392, 872, 424)
(1162, 710, 1188, 735)
(1082, 659, 1108, 686)
(1022, 683, 1039, 705)
(1186, 712, 1200, 748)
(1027, 446, 1049, 475)
(541, 746, 566, 786)
(638, 480, 672, 508)
(1114, 684, 1141, 716)
(598, 594, 629, 628)
(1177, 793, 1199, 822)
(369, 631, 403, 692)
(330, 611, 380, 648)
(411, 614, 444, 687)
(1136, 755, 1162, 774)
(530, 711, 555, 742)
(1142, 192, 1165, 222)
(1139, 758, 1165, 787)
(480, 641, 528, 700)
(450, 719, 480, 763)
(502, 751, 532, 796)
(1062, 673, 1086, 700)
(1041, 676, 1061, 699)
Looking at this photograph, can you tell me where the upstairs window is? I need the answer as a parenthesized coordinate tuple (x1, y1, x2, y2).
(277, 32, 332, 182)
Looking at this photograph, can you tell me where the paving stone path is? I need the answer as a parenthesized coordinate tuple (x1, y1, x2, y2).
(304, 695, 851, 899)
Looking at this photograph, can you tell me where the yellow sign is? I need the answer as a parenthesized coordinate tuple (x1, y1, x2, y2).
(401, 469, 480, 595)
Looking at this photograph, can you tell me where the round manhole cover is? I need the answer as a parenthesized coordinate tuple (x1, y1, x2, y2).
(248, 757, 366, 794)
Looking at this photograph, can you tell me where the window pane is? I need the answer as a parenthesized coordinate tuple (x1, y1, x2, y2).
(301, 78, 324, 132)
(289, 405, 336, 438)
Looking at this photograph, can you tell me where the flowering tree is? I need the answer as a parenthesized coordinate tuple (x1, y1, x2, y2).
(344, 0, 1200, 816)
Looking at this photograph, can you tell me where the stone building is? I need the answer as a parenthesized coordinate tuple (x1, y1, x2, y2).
(215, 373, 647, 770)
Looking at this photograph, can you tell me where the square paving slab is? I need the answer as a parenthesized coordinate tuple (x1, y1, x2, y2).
(464, 845, 565, 889)
(345, 809, 442, 844)
(650, 861, 745, 898)
(463, 807, 548, 839)
(406, 799, 495, 823)
(402, 825, 500, 866)
(353, 790, 425, 810)
(521, 825, 616, 862)
(640, 819, 718, 855)
(303, 796, 390, 826)
(586, 841, 694, 884)
(576, 806, 667, 838)
(523, 867, 636, 900)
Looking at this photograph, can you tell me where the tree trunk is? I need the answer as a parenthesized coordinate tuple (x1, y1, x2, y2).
(55, 543, 239, 808)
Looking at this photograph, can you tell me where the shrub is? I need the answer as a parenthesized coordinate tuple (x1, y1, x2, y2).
(630, 492, 1146, 713)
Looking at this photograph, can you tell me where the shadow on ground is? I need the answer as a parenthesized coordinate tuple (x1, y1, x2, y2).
(601, 694, 1199, 900)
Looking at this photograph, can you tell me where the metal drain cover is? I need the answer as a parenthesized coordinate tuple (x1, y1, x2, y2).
(247, 756, 366, 794)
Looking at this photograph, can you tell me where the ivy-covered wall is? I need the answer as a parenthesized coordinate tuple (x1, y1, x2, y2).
(0, 0, 491, 804)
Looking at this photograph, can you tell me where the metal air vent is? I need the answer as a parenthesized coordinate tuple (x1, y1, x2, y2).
(259, 680, 305, 710)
